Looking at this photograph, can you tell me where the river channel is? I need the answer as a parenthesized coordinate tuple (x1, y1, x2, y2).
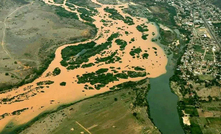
(147, 53, 185, 134)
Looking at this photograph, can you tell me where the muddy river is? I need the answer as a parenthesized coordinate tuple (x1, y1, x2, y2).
(0, 0, 182, 133)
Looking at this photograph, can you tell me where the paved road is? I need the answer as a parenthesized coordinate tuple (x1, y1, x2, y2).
(200, 11, 221, 49)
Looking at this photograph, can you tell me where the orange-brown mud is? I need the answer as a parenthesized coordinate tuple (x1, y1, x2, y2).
(0, 0, 167, 131)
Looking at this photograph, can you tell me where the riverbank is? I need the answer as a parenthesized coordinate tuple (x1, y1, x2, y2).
(0, 0, 168, 131)
(147, 53, 185, 134)
(146, 20, 192, 133)
(2, 79, 160, 134)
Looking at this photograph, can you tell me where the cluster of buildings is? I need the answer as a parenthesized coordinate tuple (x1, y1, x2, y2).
(171, 0, 221, 80)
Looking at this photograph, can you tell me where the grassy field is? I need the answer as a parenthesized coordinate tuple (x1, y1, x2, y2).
(210, 0, 221, 9)
(0, 0, 96, 91)
(19, 79, 160, 134)
(194, 101, 221, 134)
(54, 0, 64, 4)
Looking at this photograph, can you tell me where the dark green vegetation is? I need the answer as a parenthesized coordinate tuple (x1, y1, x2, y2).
(212, 23, 221, 37)
(129, 37, 135, 44)
(37, 81, 54, 86)
(159, 28, 177, 46)
(134, 66, 145, 71)
(127, 71, 146, 78)
(159, 27, 190, 59)
(104, 7, 134, 25)
(130, 47, 142, 57)
(142, 34, 149, 40)
(61, 41, 112, 69)
(60, 41, 96, 67)
(193, 45, 204, 53)
(107, 33, 120, 41)
(146, 1, 177, 26)
(115, 39, 127, 50)
(210, 0, 221, 9)
(53, 0, 64, 4)
(60, 82, 66, 86)
(55, 6, 79, 20)
(52, 67, 61, 76)
(77, 68, 147, 90)
(104, 7, 123, 20)
(124, 16, 135, 25)
(81, 63, 95, 68)
(11, 108, 29, 116)
(95, 51, 121, 64)
(77, 7, 96, 22)
(15, 79, 159, 134)
(61, 33, 123, 69)
(77, 70, 117, 90)
(136, 24, 149, 32)
(142, 53, 149, 59)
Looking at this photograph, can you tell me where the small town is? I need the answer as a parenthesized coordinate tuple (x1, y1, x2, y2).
(175, 0, 221, 78)
(165, 0, 221, 133)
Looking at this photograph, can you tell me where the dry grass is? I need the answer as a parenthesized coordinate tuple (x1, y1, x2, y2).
(20, 81, 160, 134)
(0, 0, 94, 89)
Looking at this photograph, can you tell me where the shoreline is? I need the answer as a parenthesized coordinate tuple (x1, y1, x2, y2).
(0, 22, 97, 93)
(168, 32, 190, 133)
(147, 22, 191, 133)
(1, 78, 154, 134)
(0, 0, 168, 131)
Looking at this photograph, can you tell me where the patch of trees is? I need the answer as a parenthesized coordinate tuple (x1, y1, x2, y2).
(134, 66, 145, 71)
(136, 24, 149, 32)
(95, 51, 118, 64)
(77, 69, 147, 89)
(130, 47, 142, 56)
(142, 34, 148, 40)
(60, 82, 66, 86)
(77, 8, 95, 22)
(104, 7, 135, 25)
(81, 63, 95, 68)
(107, 33, 119, 41)
(55, 6, 79, 20)
(37, 80, 54, 86)
(11, 108, 29, 115)
(142, 53, 149, 59)
(115, 39, 127, 50)
(127, 71, 146, 78)
(53, 67, 61, 76)
(77, 71, 118, 90)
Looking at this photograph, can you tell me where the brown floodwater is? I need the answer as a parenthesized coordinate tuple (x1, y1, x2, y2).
(0, 0, 167, 131)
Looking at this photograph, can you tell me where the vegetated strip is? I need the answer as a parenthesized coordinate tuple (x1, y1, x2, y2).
(1, 78, 151, 134)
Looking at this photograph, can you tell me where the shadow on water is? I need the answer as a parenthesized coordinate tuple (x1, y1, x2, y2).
(147, 54, 184, 134)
